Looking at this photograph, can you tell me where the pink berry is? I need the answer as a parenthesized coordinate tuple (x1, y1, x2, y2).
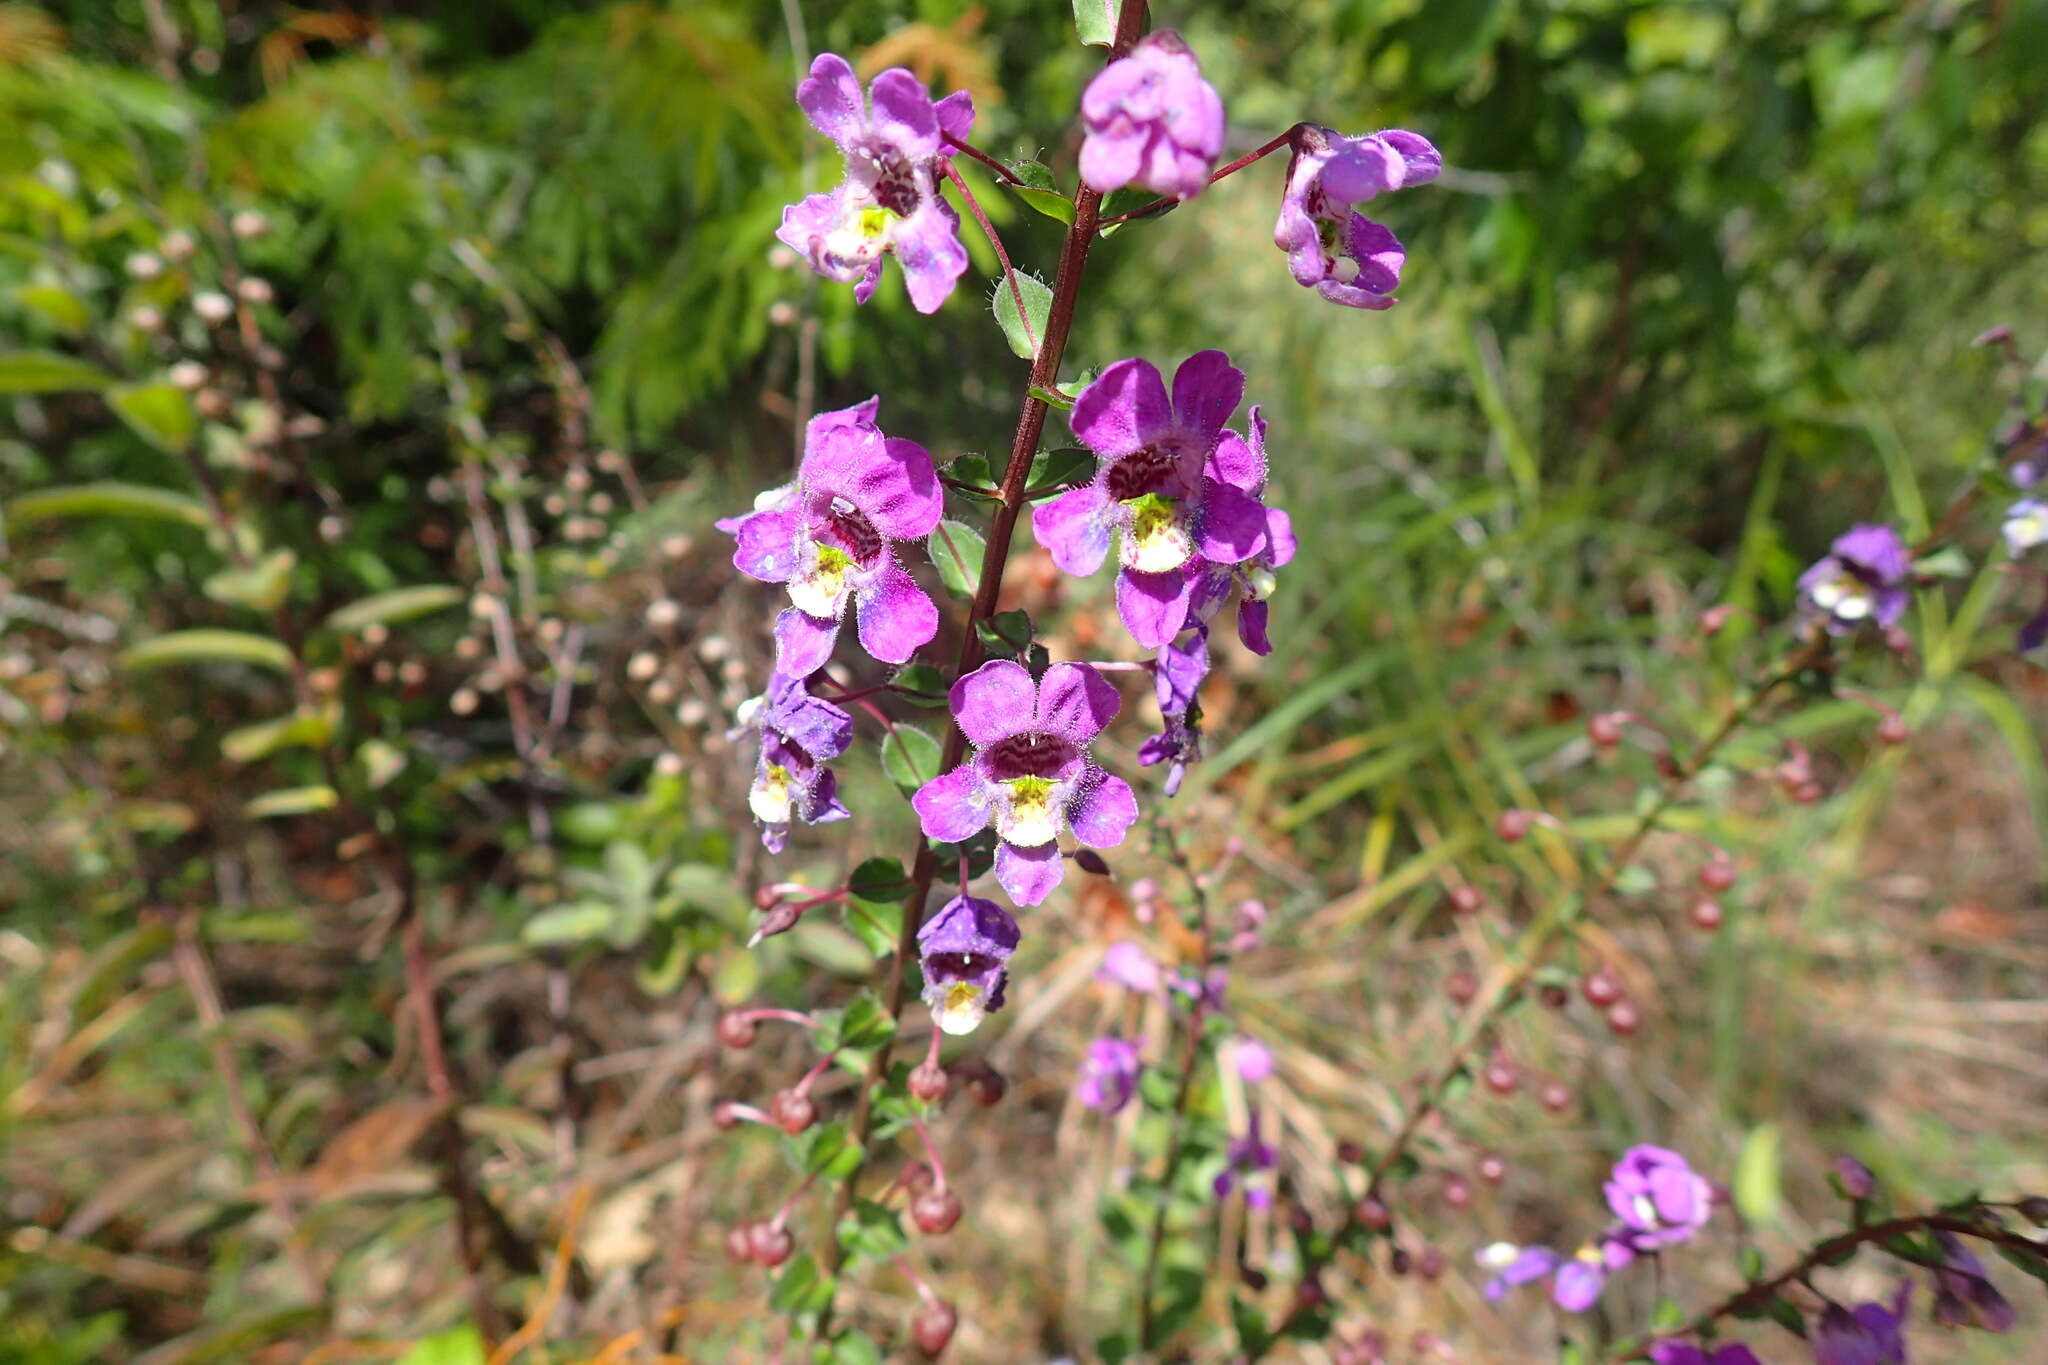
(769, 1090, 816, 1134)
(1581, 969, 1621, 1007)
(1698, 860, 1736, 893)
(911, 1187, 962, 1235)
(1689, 897, 1724, 932)
(715, 1012, 756, 1049)
(912, 1301, 958, 1355)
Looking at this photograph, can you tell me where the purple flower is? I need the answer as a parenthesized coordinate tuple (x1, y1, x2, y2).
(1932, 1232, 2016, 1333)
(1274, 124, 1441, 309)
(1478, 1239, 1630, 1312)
(2003, 499, 2047, 558)
(1078, 30, 1224, 201)
(1076, 1036, 1141, 1113)
(1812, 1283, 1910, 1365)
(721, 398, 943, 675)
(737, 671, 853, 852)
(1213, 1108, 1277, 1209)
(1034, 352, 1270, 648)
(1226, 1035, 1274, 1083)
(1832, 1155, 1877, 1200)
(777, 54, 974, 314)
(1187, 407, 1297, 655)
(1097, 940, 1165, 994)
(1479, 1243, 1563, 1301)
(916, 895, 1019, 1036)
(1648, 1344, 1763, 1365)
(1605, 1144, 1715, 1251)
(1797, 523, 1912, 635)
(1137, 624, 1209, 794)
(911, 660, 1139, 905)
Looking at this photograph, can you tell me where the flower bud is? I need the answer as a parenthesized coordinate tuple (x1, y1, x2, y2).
(1831, 1155, 1876, 1200)
(911, 1187, 963, 1235)
(750, 901, 802, 944)
(1580, 969, 1621, 1008)
(125, 251, 163, 280)
(1481, 1050, 1519, 1096)
(231, 209, 271, 239)
(129, 305, 164, 333)
(1353, 1196, 1392, 1230)
(769, 1090, 816, 1134)
(1448, 884, 1483, 915)
(1701, 604, 1737, 635)
(713, 1101, 744, 1130)
(724, 1222, 757, 1262)
(1792, 780, 1824, 804)
(168, 360, 209, 392)
(1441, 1175, 1472, 1210)
(1239, 1264, 1268, 1290)
(1337, 1139, 1366, 1165)
(1876, 713, 1909, 745)
(1587, 712, 1624, 748)
(1688, 897, 1723, 932)
(715, 1012, 756, 1049)
(1537, 982, 1569, 1010)
(1539, 1080, 1573, 1114)
(1495, 808, 1532, 842)
(911, 1300, 958, 1355)
(1073, 848, 1110, 875)
(908, 1060, 950, 1103)
(1416, 1245, 1447, 1279)
(1605, 999, 1642, 1036)
(1477, 1152, 1507, 1185)
(965, 1064, 1007, 1108)
(749, 1221, 794, 1267)
(1698, 858, 1735, 893)
(236, 276, 274, 305)
(2016, 1196, 2048, 1225)
(192, 291, 233, 324)
(1389, 1246, 1412, 1276)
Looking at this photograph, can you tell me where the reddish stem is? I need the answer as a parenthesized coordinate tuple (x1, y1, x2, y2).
(1095, 124, 1304, 230)
(943, 131, 1025, 185)
(943, 157, 1037, 355)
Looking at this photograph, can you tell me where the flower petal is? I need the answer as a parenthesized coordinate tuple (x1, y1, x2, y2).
(1170, 349, 1244, 447)
(912, 765, 991, 843)
(853, 558, 938, 663)
(1207, 428, 1265, 494)
(1035, 662, 1122, 743)
(1068, 770, 1139, 847)
(995, 838, 1064, 906)
(1264, 505, 1297, 568)
(1236, 596, 1273, 656)
(950, 659, 1039, 746)
(1552, 1261, 1605, 1313)
(1380, 129, 1443, 187)
(731, 504, 804, 582)
(1196, 479, 1270, 564)
(1320, 134, 1405, 204)
(1079, 121, 1146, 195)
(1072, 358, 1172, 460)
(773, 607, 838, 677)
(934, 90, 976, 146)
(1345, 214, 1405, 296)
(799, 406, 943, 540)
(795, 54, 866, 148)
(867, 68, 943, 160)
(1117, 567, 1194, 649)
(1032, 485, 1114, 577)
(891, 197, 969, 314)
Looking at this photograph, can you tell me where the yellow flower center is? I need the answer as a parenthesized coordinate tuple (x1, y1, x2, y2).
(749, 764, 794, 823)
(1808, 571, 1872, 620)
(933, 981, 987, 1036)
(1121, 493, 1194, 573)
(1001, 774, 1060, 846)
(788, 542, 854, 617)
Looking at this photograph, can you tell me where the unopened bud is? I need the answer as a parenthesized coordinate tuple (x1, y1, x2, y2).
(1688, 897, 1723, 932)
(713, 1101, 744, 1130)
(192, 291, 233, 324)
(769, 1089, 815, 1134)
(1537, 982, 1569, 1010)
(1337, 1139, 1366, 1165)
(1441, 1175, 1472, 1210)
(1698, 858, 1735, 893)
(911, 1187, 962, 1235)
(1832, 1155, 1876, 1200)
(1580, 969, 1621, 1007)
(1792, 780, 1824, 804)
(908, 1060, 949, 1103)
(1587, 712, 1624, 748)
(1416, 1246, 1447, 1280)
(748, 1221, 793, 1267)
(2014, 1196, 2048, 1226)
(236, 276, 274, 305)
(1876, 713, 1909, 745)
(129, 305, 165, 333)
(725, 1222, 757, 1262)
(1448, 884, 1483, 915)
(1973, 324, 2015, 348)
(231, 209, 271, 239)
(965, 1064, 1007, 1108)
(1481, 1051, 1519, 1096)
(715, 1012, 757, 1049)
(750, 901, 802, 944)
(1605, 999, 1642, 1036)
(125, 251, 163, 279)
(1539, 1080, 1573, 1113)
(168, 360, 209, 392)
(1495, 808, 1533, 842)
(1389, 1247, 1412, 1276)
(1353, 1196, 1392, 1231)
(1477, 1152, 1507, 1185)
(1444, 970, 1479, 1007)
(1701, 604, 1737, 635)
(1074, 849, 1110, 875)
(911, 1300, 958, 1355)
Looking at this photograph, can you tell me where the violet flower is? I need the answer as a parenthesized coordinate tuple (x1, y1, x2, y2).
(1226, 1035, 1274, 1083)
(1078, 30, 1224, 201)
(1137, 624, 1209, 794)
(1213, 1108, 1277, 1209)
(778, 53, 974, 313)
(1274, 124, 1441, 309)
(1034, 352, 1271, 648)
(1604, 1144, 1715, 1251)
(916, 895, 1019, 1036)
(2003, 499, 2047, 558)
(722, 398, 943, 675)
(1932, 1232, 2016, 1333)
(1097, 940, 1165, 994)
(911, 660, 1138, 905)
(1076, 1036, 1141, 1113)
(1477, 1238, 1630, 1312)
(1797, 523, 1912, 635)
(1811, 1283, 1910, 1365)
(1648, 1344, 1763, 1365)
(736, 671, 853, 852)
(1187, 407, 1297, 655)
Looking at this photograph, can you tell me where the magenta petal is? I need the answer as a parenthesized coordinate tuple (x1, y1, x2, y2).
(913, 765, 990, 843)
(1170, 350, 1244, 446)
(951, 659, 1038, 746)
(731, 505, 803, 582)
(1380, 129, 1443, 187)
(868, 68, 942, 159)
(1237, 598, 1272, 655)
(1033, 485, 1113, 577)
(934, 89, 975, 147)
(1264, 506, 1296, 568)
(1036, 662, 1122, 744)
(1068, 770, 1139, 847)
(854, 559, 938, 664)
(1072, 358, 1172, 459)
(1315, 278, 1399, 311)
(1079, 123, 1145, 195)
(1206, 428, 1264, 493)
(891, 198, 969, 314)
(795, 54, 865, 148)
(995, 839, 1063, 906)
(1117, 568, 1193, 649)
(1320, 136, 1405, 204)
(773, 607, 838, 677)
(1196, 480, 1269, 564)
(1552, 1261, 1604, 1313)
(1345, 214, 1405, 295)
(853, 258, 884, 305)
(800, 418, 943, 541)
(777, 192, 847, 273)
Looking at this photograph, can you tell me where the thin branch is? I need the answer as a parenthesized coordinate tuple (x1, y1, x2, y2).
(944, 132, 1026, 185)
(1095, 125, 1304, 230)
(943, 158, 1037, 355)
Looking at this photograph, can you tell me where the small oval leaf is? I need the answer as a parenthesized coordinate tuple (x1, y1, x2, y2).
(324, 584, 464, 632)
(121, 629, 294, 674)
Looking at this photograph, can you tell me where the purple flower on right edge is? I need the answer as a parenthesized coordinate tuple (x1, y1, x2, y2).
(1796, 523, 1912, 634)
(1274, 124, 1442, 309)
(1033, 351, 1273, 648)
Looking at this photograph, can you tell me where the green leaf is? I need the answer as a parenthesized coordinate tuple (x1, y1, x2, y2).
(976, 608, 1033, 654)
(836, 1198, 909, 1263)
(944, 452, 997, 489)
(878, 722, 942, 791)
(221, 707, 335, 763)
(1026, 446, 1096, 493)
(1738, 1244, 1766, 1280)
(243, 785, 339, 819)
(204, 549, 297, 613)
(791, 1121, 864, 1180)
(836, 992, 896, 1052)
(1096, 188, 1172, 238)
(121, 629, 293, 674)
(1764, 1295, 1807, 1336)
(1993, 1241, 2048, 1286)
(891, 664, 949, 706)
(1913, 546, 1972, 578)
(14, 286, 90, 335)
(1650, 1297, 1685, 1332)
(1733, 1123, 1782, 1225)
(357, 738, 408, 789)
(109, 381, 197, 453)
(992, 272, 1053, 360)
(841, 894, 903, 960)
(522, 902, 616, 948)
(848, 857, 910, 903)
(927, 520, 986, 598)
(822, 1331, 884, 1365)
(325, 584, 465, 632)
(1006, 159, 1077, 225)
(1029, 383, 1076, 410)
(0, 349, 113, 393)
(1556, 1343, 1586, 1365)
(1073, 0, 1121, 45)
(5, 482, 210, 530)
(395, 1324, 486, 1365)
(766, 1252, 836, 1318)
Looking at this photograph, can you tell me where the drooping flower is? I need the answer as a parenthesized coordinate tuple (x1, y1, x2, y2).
(2003, 499, 2047, 558)
(1213, 1107, 1277, 1208)
(1931, 1232, 2016, 1332)
(1076, 1036, 1141, 1113)
(1604, 1145, 1715, 1251)
(1137, 624, 1209, 794)
(1097, 940, 1165, 994)
(912, 661, 1139, 905)
(1078, 30, 1224, 201)
(1034, 353, 1270, 648)
(1187, 407, 1296, 655)
(1648, 1343, 1764, 1365)
(916, 895, 1020, 1036)
(1797, 523, 1912, 635)
(1811, 1283, 1910, 1365)
(1274, 124, 1441, 309)
(777, 54, 974, 313)
(721, 398, 942, 676)
(736, 671, 853, 852)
